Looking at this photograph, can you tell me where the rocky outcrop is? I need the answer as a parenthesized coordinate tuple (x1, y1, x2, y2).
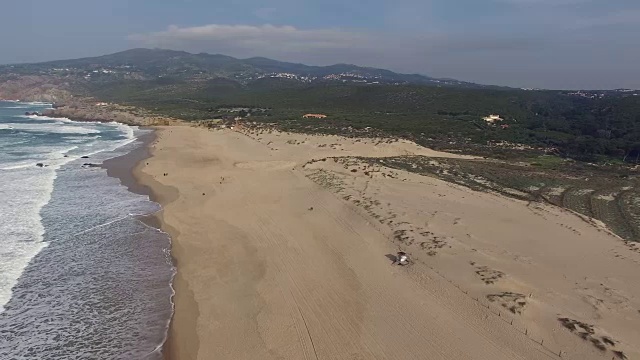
(1, 75, 181, 126)
(0, 75, 74, 103)
(42, 99, 182, 126)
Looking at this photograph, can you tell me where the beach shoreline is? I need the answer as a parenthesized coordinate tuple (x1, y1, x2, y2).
(128, 128, 198, 360)
(1, 101, 176, 358)
(3, 99, 182, 357)
(121, 128, 194, 360)
(101, 128, 179, 359)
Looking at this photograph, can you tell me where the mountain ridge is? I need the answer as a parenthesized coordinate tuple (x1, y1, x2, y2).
(2, 48, 640, 166)
(0, 48, 502, 89)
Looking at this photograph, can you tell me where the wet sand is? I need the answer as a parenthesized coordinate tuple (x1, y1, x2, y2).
(102, 131, 156, 200)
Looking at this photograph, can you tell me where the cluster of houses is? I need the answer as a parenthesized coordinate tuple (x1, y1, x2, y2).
(483, 114, 510, 129)
(303, 114, 327, 119)
(256, 73, 314, 83)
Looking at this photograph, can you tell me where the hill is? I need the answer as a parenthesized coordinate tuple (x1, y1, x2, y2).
(0, 48, 489, 88)
(1, 48, 640, 163)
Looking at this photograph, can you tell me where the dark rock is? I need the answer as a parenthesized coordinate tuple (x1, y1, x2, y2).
(36, 163, 44, 168)
(82, 163, 100, 168)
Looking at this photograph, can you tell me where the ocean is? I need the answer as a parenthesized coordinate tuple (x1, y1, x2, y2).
(0, 101, 174, 359)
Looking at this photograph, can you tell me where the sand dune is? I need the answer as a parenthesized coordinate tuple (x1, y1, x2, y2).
(137, 126, 640, 360)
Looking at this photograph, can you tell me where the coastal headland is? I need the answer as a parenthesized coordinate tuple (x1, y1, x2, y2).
(133, 124, 640, 360)
(42, 100, 182, 126)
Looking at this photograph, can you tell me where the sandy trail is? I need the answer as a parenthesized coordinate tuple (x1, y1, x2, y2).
(138, 126, 639, 360)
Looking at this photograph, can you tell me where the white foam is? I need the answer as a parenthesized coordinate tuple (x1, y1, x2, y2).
(0, 163, 34, 171)
(0, 119, 140, 312)
(0, 166, 54, 312)
(20, 114, 72, 123)
(63, 135, 101, 140)
(78, 123, 138, 158)
(0, 139, 29, 147)
(4, 122, 101, 135)
(0, 112, 176, 357)
(82, 136, 136, 158)
(0, 146, 81, 171)
(112, 122, 136, 140)
(21, 101, 53, 106)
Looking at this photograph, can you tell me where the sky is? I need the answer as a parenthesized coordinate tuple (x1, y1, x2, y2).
(1, 0, 639, 89)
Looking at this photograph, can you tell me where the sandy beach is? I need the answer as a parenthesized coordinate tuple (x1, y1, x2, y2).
(134, 125, 640, 360)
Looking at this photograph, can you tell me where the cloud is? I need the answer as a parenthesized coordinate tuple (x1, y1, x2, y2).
(128, 23, 538, 58)
(129, 24, 372, 55)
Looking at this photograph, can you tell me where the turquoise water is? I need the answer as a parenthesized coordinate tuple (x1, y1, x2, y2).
(0, 101, 174, 359)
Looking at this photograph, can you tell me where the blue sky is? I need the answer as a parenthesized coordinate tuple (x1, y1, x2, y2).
(1, 0, 639, 89)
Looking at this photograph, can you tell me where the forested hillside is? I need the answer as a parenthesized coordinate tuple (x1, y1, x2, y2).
(88, 78, 640, 162)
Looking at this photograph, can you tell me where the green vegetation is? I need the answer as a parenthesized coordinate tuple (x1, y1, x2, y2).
(529, 155, 566, 169)
(86, 78, 640, 163)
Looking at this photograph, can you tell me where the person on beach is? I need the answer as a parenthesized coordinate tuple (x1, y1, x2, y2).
(396, 252, 410, 266)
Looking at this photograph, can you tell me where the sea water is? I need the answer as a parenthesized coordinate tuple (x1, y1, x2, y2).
(0, 101, 174, 359)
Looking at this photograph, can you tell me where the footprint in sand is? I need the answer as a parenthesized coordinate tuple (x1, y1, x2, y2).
(418, 230, 449, 256)
(393, 229, 415, 246)
(558, 318, 626, 358)
(487, 292, 527, 314)
(470, 263, 505, 285)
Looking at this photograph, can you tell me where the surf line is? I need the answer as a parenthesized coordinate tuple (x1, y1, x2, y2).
(71, 214, 135, 237)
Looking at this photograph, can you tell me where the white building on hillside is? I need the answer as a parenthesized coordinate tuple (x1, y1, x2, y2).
(483, 114, 504, 124)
